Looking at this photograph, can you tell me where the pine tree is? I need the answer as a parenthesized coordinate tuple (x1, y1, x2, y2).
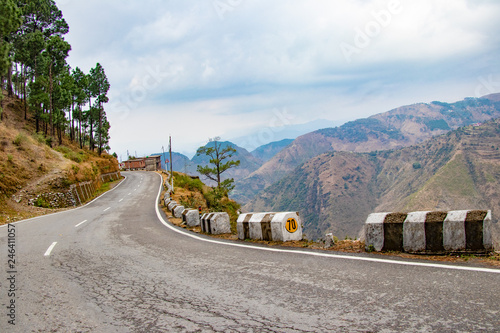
(72, 67, 87, 148)
(0, 0, 22, 120)
(89, 63, 110, 155)
(196, 140, 240, 192)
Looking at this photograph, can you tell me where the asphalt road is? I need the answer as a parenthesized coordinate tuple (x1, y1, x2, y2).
(1, 171, 499, 332)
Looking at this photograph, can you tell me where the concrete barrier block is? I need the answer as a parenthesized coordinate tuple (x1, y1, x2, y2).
(182, 209, 200, 227)
(237, 213, 266, 240)
(273, 212, 302, 241)
(173, 205, 185, 218)
(201, 212, 230, 234)
(237, 212, 302, 242)
(367, 210, 493, 253)
(445, 209, 493, 252)
(167, 201, 177, 211)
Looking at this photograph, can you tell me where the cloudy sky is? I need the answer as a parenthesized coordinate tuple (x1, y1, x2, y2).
(55, 0, 500, 159)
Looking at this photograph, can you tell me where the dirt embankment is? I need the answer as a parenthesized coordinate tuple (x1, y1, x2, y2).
(0, 94, 120, 224)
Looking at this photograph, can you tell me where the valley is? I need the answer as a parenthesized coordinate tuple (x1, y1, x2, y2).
(246, 119, 500, 244)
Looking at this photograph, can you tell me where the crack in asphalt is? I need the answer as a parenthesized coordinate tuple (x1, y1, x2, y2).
(55, 248, 325, 332)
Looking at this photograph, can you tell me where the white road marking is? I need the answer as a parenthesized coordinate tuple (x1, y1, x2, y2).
(119, 199, 123, 202)
(154, 174, 500, 275)
(75, 220, 88, 228)
(128, 193, 132, 195)
(103, 207, 111, 212)
(44, 242, 58, 256)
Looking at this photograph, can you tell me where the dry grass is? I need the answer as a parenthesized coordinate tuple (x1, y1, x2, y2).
(0, 93, 120, 224)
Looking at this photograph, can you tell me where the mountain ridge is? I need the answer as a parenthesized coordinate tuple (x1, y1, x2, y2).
(245, 119, 500, 246)
(232, 94, 500, 203)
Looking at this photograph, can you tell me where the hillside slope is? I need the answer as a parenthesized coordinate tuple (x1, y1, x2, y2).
(246, 119, 500, 246)
(233, 94, 500, 203)
(0, 94, 119, 224)
(251, 139, 294, 162)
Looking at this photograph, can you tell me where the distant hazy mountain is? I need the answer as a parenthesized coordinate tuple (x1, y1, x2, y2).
(155, 152, 191, 173)
(186, 141, 263, 186)
(230, 119, 339, 152)
(245, 119, 500, 245)
(232, 94, 500, 203)
(157, 139, 294, 185)
(251, 139, 294, 162)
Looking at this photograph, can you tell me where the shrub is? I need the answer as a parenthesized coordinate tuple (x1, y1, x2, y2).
(45, 136, 53, 147)
(179, 194, 200, 209)
(13, 133, 27, 146)
(34, 196, 51, 208)
(61, 179, 72, 188)
(72, 165, 80, 174)
(174, 173, 204, 192)
(56, 146, 72, 154)
(64, 151, 83, 163)
(33, 132, 46, 144)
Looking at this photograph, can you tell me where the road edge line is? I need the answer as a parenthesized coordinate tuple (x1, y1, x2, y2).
(153, 174, 500, 274)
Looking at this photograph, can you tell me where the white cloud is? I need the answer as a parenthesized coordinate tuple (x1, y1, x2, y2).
(56, 0, 500, 157)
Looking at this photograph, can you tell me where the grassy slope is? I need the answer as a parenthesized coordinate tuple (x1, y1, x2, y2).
(160, 171, 241, 233)
(0, 93, 119, 224)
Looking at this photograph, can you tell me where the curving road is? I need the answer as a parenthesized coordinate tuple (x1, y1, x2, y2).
(1, 171, 499, 332)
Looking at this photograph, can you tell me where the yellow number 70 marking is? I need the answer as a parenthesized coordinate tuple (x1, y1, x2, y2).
(285, 218, 298, 233)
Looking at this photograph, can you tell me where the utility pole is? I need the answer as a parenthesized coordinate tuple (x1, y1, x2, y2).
(161, 145, 165, 171)
(169, 136, 174, 191)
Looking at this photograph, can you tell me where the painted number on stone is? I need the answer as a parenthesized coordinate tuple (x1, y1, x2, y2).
(286, 218, 298, 233)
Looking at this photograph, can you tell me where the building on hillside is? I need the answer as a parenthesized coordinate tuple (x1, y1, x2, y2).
(121, 158, 146, 170)
(145, 155, 162, 171)
(120, 155, 162, 171)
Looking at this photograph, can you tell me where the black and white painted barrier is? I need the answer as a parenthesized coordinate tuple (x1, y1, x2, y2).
(182, 209, 200, 227)
(236, 212, 302, 242)
(200, 213, 231, 234)
(167, 201, 177, 212)
(173, 205, 185, 218)
(365, 210, 493, 253)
